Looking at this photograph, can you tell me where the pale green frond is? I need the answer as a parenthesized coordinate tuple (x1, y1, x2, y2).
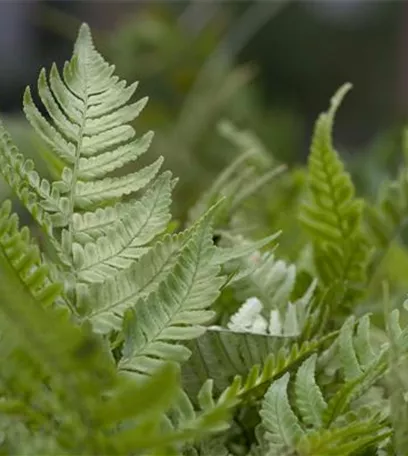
(260, 373, 305, 453)
(72, 172, 173, 282)
(78, 231, 189, 332)
(15, 22, 169, 292)
(77, 211, 209, 333)
(82, 97, 148, 137)
(72, 200, 141, 243)
(118, 210, 223, 376)
(37, 68, 79, 142)
(86, 80, 139, 118)
(294, 354, 327, 428)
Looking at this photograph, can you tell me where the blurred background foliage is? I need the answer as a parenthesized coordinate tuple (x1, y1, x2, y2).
(2, 0, 408, 313)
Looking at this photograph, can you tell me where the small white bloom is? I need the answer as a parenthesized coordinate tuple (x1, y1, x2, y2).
(228, 297, 263, 332)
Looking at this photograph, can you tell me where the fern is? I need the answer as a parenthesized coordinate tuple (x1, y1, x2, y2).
(118, 206, 223, 377)
(300, 84, 371, 308)
(188, 120, 286, 226)
(0, 23, 263, 454)
(0, 218, 184, 454)
(294, 354, 327, 427)
(0, 204, 238, 455)
(261, 373, 305, 453)
(0, 24, 169, 311)
(182, 325, 335, 401)
(257, 311, 408, 456)
(1, 21, 408, 455)
(364, 167, 408, 292)
(0, 200, 62, 308)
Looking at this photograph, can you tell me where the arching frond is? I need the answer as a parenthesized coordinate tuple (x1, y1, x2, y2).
(299, 84, 370, 306)
(118, 207, 223, 377)
(0, 24, 174, 304)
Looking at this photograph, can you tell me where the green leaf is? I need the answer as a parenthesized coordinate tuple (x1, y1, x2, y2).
(260, 373, 305, 453)
(294, 354, 327, 427)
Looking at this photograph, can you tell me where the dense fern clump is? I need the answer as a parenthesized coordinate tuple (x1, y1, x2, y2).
(0, 23, 408, 455)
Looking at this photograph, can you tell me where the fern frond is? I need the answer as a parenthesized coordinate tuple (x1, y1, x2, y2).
(0, 23, 276, 340)
(300, 84, 358, 242)
(354, 314, 377, 367)
(0, 200, 62, 307)
(188, 120, 284, 225)
(0, 120, 62, 233)
(294, 354, 327, 427)
(257, 322, 391, 456)
(296, 421, 390, 456)
(0, 258, 212, 454)
(365, 170, 408, 249)
(260, 373, 305, 453)
(300, 84, 370, 305)
(77, 206, 217, 333)
(0, 24, 175, 303)
(118, 206, 223, 376)
(174, 384, 236, 443)
(213, 231, 280, 266)
(183, 327, 335, 400)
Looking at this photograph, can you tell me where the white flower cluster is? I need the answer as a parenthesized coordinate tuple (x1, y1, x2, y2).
(225, 278, 317, 337)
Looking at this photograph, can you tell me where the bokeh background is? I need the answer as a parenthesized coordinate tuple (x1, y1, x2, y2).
(0, 0, 407, 220)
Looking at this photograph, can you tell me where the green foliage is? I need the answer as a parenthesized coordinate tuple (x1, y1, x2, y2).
(0, 22, 408, 456)
(300, 84, 371, 309)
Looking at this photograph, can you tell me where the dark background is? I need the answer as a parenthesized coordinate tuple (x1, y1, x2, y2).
(0, 0, 406, 163)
